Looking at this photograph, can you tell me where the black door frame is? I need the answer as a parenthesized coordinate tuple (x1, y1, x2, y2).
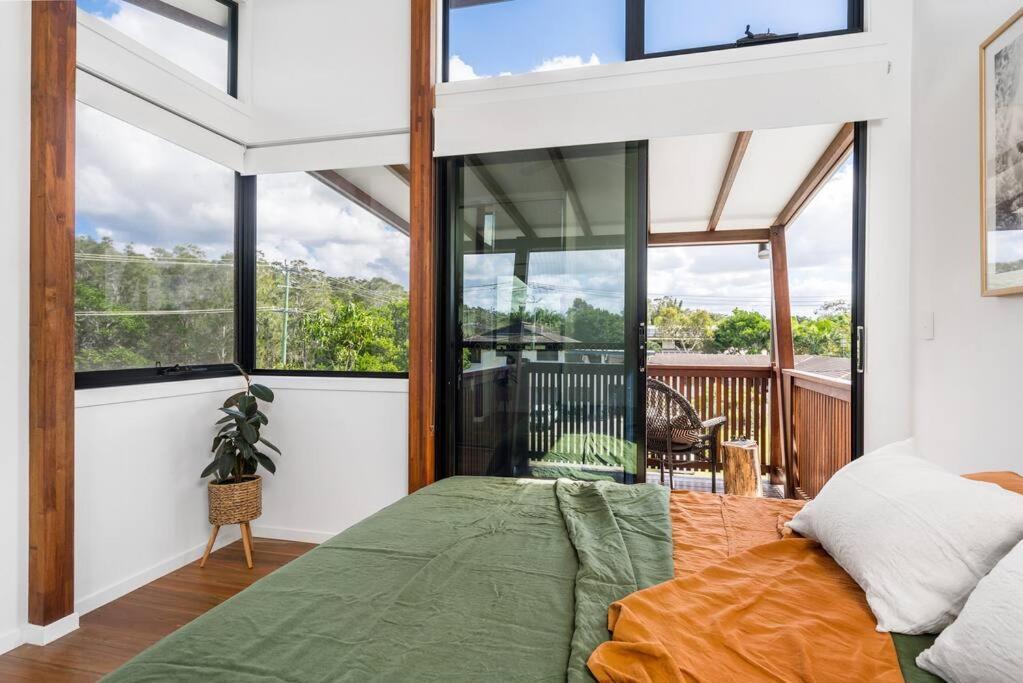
(436, 142, 649, 482)
(851, 121, 867, 459)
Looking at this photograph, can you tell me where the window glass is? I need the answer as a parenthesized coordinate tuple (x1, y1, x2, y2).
(255, 170, 410, 373)
(75, 102, 236, 372)
(644, 0, 850, 55)
(79, 0, 232, 92)
(446, 0, 624, 82)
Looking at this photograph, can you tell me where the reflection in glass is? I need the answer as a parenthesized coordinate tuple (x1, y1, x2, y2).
(449, 143, 641, 482)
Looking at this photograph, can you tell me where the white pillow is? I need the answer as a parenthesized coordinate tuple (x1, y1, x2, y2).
(786, 440, 1023, 634)
(917, 541, 1023, 683)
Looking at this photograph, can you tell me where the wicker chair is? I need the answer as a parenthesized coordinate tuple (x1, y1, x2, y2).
(646, 378, 727, 491)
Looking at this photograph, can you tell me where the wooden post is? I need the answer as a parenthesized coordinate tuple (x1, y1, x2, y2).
(769, 225, 796, 498)
(29, 0, 77, 627)
(408, 0, 437, 493)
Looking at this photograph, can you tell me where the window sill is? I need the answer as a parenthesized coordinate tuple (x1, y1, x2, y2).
(75, 373, 409, 408)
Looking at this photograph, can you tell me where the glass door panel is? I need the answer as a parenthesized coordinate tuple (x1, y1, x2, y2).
(443, 142, 646, 482)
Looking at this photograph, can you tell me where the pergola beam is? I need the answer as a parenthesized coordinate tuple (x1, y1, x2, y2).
(649, 227, 770, 247)
(310, 170, 410, 236)
(548, 148, 592, 236)
(708, 130, 752, 231)
(465, 155, 537, 239)
(775, 122, 854, 229)
(387, 164, 411, 185)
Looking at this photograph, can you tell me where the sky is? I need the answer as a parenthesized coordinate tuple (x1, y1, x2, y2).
(448, 0, 848, 80)
(77, 0, 853, 318)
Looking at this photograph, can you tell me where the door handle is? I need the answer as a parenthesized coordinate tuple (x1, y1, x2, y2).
(855, 325, 865, 374)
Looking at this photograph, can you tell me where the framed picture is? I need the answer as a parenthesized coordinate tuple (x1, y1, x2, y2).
(981, 8, 1023, 296)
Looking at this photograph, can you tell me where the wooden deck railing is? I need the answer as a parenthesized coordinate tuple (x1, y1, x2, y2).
(648, 365, 773, 474)
(457, 361, 779, 479)
(784, 369, 852, 499)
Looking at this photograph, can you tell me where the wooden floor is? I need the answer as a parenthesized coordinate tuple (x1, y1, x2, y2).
(0, 538, 314, 681)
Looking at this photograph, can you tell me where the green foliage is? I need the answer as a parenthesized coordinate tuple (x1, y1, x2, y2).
(564, 298, 624, 346)
(792, 301, 851, 357)
(202, 366, 281, 483)
(74, 238, 410, 373)
(649, 297, 722, 352)
(710, 309, 772, 354)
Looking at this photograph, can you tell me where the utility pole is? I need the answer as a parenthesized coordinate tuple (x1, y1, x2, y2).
(281, 260, 291, 365)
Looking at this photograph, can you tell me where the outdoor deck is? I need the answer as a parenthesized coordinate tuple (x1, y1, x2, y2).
(459, 358, 852, 499)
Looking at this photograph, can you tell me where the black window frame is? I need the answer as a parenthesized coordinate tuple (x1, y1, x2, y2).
(76, 1, 243, 390)
(442, 0, 864, 82)
(242, 174, 411, 381)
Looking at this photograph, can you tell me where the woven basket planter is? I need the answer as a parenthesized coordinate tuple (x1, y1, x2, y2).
(208, 475, 262, 525)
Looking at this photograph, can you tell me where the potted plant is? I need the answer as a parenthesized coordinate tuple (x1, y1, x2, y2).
(199, 366, 282, 567)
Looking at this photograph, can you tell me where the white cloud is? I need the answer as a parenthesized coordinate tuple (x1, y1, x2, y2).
(447, 53, 602, 82)
(98, 0, 227, 89)
(532, 53, 601, 73)
(76, 103, 410, 288)
(448, 54, 482, 81)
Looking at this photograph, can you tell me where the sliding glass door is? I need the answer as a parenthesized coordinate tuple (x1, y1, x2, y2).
(441, 142, 647, 482)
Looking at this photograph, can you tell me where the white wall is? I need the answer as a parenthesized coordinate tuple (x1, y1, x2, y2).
(73, 376, 408, 616)
(435, 32, 893, 157)
(863, 0, 915, 452)
(249, 377, 409, 542)
(0, 0, 30, 655)
(911, 1, 1023, 473)
(246, 0, 409, 145)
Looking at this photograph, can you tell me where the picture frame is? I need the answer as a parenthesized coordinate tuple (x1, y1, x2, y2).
(981, 8, 1023, 296)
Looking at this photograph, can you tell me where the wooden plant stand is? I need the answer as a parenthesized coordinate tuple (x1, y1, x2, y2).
(722, 439, 762, 497)
(201, 475, 262, 569)
(200, 522, 255, 569)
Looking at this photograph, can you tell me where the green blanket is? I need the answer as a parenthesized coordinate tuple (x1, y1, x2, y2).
(105, 477, 673, 682)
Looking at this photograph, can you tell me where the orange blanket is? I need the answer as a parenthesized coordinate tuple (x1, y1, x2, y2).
(589, 472, 1023, 683)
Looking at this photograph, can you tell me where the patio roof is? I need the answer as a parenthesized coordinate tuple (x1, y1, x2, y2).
(648, 123, 853, 246)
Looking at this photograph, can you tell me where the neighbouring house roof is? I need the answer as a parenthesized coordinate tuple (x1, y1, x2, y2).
(647, 351, 851, 380)
(464, 322, 580, 347)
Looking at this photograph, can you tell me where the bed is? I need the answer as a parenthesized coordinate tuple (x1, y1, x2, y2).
(106, 472, 1023, 682)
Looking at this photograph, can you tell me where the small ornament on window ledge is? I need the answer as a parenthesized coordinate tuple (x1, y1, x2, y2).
(736, 24, 799, 46)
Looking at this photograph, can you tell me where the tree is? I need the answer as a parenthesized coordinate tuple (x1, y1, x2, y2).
(649, 297, 720, 352)
(564, 298, 624, 347)
(710, 309, 771, 354)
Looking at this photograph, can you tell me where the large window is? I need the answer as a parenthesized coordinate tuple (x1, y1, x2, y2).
(443, 0, 862, 82)
(254, 169, 410, 375)
(643, 0, 856, 57)
(75, 103, 236, 377)
(445, 0, 625, 81)
(79, 0, 237, 94)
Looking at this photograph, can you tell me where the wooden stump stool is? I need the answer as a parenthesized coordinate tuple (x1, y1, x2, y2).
(722, 439, 761, 497)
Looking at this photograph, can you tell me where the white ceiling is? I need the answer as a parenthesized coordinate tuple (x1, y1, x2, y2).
(649, 123, 844, 234)
(335, 165, 410, 225)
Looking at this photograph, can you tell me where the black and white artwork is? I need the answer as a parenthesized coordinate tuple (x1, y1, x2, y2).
(984, 12, 1023, 294)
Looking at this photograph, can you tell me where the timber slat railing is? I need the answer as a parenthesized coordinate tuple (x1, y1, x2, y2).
(784, 369, 852, 499)
(457, 361, 777, 477)
(648, 365, 773, 474)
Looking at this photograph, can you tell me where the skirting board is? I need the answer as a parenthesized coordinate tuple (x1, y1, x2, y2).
(250, 524, 335, 545)
(74, 526, 242, 616)
(22, 613, 79, 646)
(0, 626, 24, 656)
